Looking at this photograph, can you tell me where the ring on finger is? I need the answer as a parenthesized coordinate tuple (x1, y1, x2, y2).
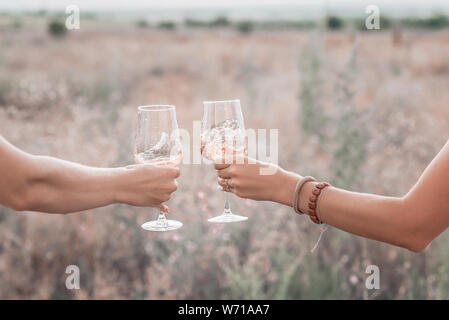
(226, 178, 234, 189)
(219, 178, 227, 188)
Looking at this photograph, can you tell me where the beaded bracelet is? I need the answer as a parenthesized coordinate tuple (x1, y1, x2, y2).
(307, 182, 330, 224)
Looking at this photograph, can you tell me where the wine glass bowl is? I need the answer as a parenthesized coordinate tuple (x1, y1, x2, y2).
(134, 105, 183, 231)
(135, 105, 183, 165)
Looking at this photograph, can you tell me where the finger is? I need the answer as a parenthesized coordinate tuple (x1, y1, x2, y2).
(174, 167, 181, 178)
(126, 164, 138, 169)
(217, 167, 233, 179)
(169, 166, 181, 178)
(158, 204, 170, 214)
(217, 177, 227, 186)
(217, 178, 234, 191)
(222, 185, 234, 193)
(220, 155, 248, 165)
(214, 162, 231, 170)
(155, 165, 180, 178)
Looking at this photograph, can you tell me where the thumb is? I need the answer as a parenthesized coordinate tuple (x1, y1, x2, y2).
(158, 204, 170, 214)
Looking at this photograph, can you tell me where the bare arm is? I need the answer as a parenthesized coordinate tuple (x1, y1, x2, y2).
(0, 136, 179, 214)
(215, 140, 449, 252)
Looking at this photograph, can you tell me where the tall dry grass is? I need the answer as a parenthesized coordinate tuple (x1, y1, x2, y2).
(1, 17, 449, 299)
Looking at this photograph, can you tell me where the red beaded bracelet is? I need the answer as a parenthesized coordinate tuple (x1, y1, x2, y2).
(307, 182, 330, 224)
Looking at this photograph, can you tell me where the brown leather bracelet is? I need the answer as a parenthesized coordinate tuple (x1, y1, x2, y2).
(307, 182, 330, 224)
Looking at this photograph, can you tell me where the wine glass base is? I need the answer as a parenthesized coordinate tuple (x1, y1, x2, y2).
(208, 213, 248, 223)
(141, 220, 183, 232)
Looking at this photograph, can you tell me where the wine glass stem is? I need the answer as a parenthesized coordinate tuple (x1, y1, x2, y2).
(157, 212, 168, 227)
(223, 192, 232, 216)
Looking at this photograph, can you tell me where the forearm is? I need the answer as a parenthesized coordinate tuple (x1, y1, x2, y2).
(20, 155, 122, 213)
(1, 135, 179, 214)
(299, 183, 418, 249)
(273, 170, 430, 252)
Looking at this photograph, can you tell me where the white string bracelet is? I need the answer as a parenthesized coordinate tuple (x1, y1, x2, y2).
(311, 185, 330, 253)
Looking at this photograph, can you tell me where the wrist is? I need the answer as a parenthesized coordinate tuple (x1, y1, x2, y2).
(105, 168, 126, 204)
(272, 169, 300, 206)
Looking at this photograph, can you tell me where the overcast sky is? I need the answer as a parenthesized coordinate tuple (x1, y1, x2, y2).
(1, 0, 448, 18)
(1, 0, 448, 10)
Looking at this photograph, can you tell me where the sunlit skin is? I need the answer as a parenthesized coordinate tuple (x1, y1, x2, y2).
(215, 140, 449, 252)
(0, 135, 179, 214)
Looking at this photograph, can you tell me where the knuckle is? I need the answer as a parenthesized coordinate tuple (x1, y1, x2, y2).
(173, 168, 181, 178)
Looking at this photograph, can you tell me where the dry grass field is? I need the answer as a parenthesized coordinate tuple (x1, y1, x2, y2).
(1, 15, 449, 299)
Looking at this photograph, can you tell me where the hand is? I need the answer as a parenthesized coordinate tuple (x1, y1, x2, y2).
(115, 164, 180, 213)
(214, 157, 300, 205)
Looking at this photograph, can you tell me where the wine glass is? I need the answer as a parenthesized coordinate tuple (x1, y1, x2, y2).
(134, 105, 183, 231)
(201, 99, 248, 223)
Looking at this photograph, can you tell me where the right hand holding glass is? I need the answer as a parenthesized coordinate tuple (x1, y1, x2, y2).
(117, 164, 180, 213)
(214, 157, 300, 206)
